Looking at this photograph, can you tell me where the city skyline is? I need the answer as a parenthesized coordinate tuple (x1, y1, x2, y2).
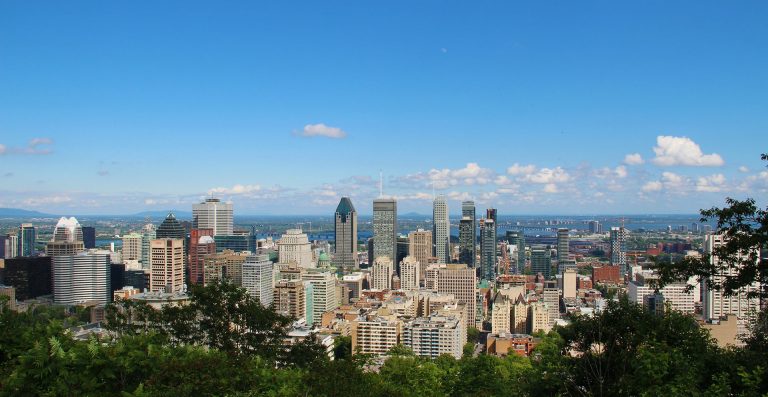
(1, 2, 767, 215)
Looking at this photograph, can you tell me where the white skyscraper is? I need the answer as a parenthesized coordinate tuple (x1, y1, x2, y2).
(53, 250, 111, 305)
(277, 229, 314, 268)
(371, 256, 394, 290)
(242, 254, 274, 307)
(122, 233, 143, 261)
(433, 195, 450, 263)
(399, 256, 420, 291)
(193, 198, 234, 236)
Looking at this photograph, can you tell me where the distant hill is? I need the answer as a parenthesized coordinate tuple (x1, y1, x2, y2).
(132, 210, 193, 218)
(0, 208, 57, 218)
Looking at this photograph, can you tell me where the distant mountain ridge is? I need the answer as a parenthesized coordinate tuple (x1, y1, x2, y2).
(0, 208, 57, 217)
(132, 210, 192, 218)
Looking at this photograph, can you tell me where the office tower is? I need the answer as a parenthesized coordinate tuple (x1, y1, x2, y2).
(432, 195, 450, 263)
(505, 231, 526, 274)
(214, 234, 250, 252)
(53, 251, 111, 305)
(480, 218, 497, 281)
(531, 246, 551, 279)
(6, 234, 18, 258)
(274, 279, 306, 320)
(434, 263, 477, 326)
(111, 262, 125, 292)
(610, 227, 628, 275)
(203, 250, 249, 286)
(342, 273, 364, 301)
(562, 268, 577, 299)
(588, 220, 602, 234)
(17, 223, 36, 257)
(124, 269, 147, 291)
(122, 233, 143, 261)
(408, 229, 433, 279)
(278, 229, 314, 268)
(371, 256, 394, 290)
(82, 226, 96, 249)
(189, 228, 215, 285)
(461, 201, 476, 267)
(156, 213, 186, 240)
(542, 285, 561, 326)
(46, 217, 85, 257)
(486, 208, 497, 237)
(557, 228, 569, 271)
(366, 238, 374, 266)
(141, 223, 156, 269)
(0, 257, 52, 299)
(459, 217, 475, 267)
(396, 236, 409, 270)
(0, 235, 9, 258)
(192, 198, 234, 236)
(404, 314, 463, 359)
(373, 198, 397, 264)
(149, 239, 184, 293)
(703, 234, 760, 338)
(334, 197, 358, 270)
(302, 269, 339, 325)
(399, 256, 420, 291)
(242, 254, 273, 307)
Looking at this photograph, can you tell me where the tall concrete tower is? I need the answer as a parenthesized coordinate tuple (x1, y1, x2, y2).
(432, 195, 450, 263)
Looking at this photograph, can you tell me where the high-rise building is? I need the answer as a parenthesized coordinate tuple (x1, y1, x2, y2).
(334, 197, 358, 270)
(274, 279, 306, 320)
(156, 213, 186, 240)
(203, 250, 249, 286)
(242, 254, 273, 307)
(505, 231, 526, 274)
(189, 229, 215, 285)
(458, 217, 475, 267)
(46, 217, 85, 257)
(703, 234, 761, 339)
(192, 198, 234, 236)
(531, 246, 551, 279)
(408, 229, 432, 280)
(480, 218, 497, 281)
(141, 223, 156, 269)
(399, 256, 420, 291)
(6, 234, 18, 258)
(214, 234, 250, 252)
(432, 195, 450, 263)
(403, 314, 463, 359)
(302, 269, 339, 325)
(81, 226, 96, 249)
(149, 239, 184, 293)
(278, 229, 314, 268)
(610, 227, 628, 276)
(396, 235, 409, 270)
(461, 201, 476, 267)
(433, 263, 477, 326)
(557, 228, 569, 272)
(588, 220, 602, 234)
(0, 235, 10, 258)
(53, 250, 111, 305)
(562, 268, 577, 299)
(372, 198, 397, 266)
(0, 256, 52, 299)
(486, 208, 497, 237)
(17, 223, 36, 257)
(371, 256, 394, 290)
(122, 233, 143, 261)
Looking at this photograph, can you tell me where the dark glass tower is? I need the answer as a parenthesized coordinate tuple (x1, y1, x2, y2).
(156, 212, 186, 240)
(334, 197, 358, 271)
(82, 226, 96, 249)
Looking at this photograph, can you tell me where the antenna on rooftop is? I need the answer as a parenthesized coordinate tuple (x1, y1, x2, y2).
(379, 170, 384, 198)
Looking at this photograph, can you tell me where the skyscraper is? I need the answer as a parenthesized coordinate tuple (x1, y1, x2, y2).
(81, 226, 96, 249)
(150, 239, 184, 293)
(372, 198, 397, 264)
(371, 256, 394, 290)
(480, 218, 497, 281)
(461, 201, 476, 267)
(278, 229, 314, 268)
(302, 269, 339, 325)
(399, 256, 420, 290)
(192, 198, 234, 236)
(46, 217, 85, 257)
(433, 263, 477, 326)
(273, 279, 306, 320)
(531, 246, 551, 279)
(408, 229, 433, 280)
(141, 223, 156, 269)
(610, 227, 628, 276)
(156, 212, 186, 240)
(458, 217, 475, 267)
(334, 197, 358, 271)
(557, 228, 569, 268)
(17, 223, 36, 257)
(1, 257, 52, 299)
(432, 195, 450, 263)
(242, 254, 274, 307)
(189, 228, 215, 285)
(53, 251, 111, 305)
(122, 233, 143, 261)
(505, 231, 525, 274)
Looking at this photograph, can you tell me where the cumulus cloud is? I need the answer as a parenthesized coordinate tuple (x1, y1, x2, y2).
(299, 123, 347, 139)
(208, 184, 262, 195)
(623, 153, 644, 165)
(738, 166, 750, 173)
(652, 136, 724, 166)
(595, 166, 628, 179)
(524, 167, 571, 184)
(696, 174, 726, 192)
(661, 171, 687, 190)
(543, 183, 559, 193)
(399, 163, 495, 189)
(507, 163, 537, 176)
(0, 144, 6, 155)
(642, 181, 663, 192)
(0, 138, 54, 155)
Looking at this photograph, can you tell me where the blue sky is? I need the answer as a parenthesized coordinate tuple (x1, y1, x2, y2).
(0, 1, 766, 215)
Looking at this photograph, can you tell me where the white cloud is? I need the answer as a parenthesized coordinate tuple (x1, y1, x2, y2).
(696, 174, 726, 192)
(524, 167, 571, 184)
(623, 153, 644, 165)
(738, 166, 750, 173)
(543, 183, 559, 193)
(207, 184, 262, 195)
(23, 195, 72, 206)
(507, 163, 537, 176)
(29, 137, 53, 146)
(0, 138, 54, 155)
(652, 136, 724, 166)
(0, 144, 6, 155)
(299, 123, 347, 139)
(595, 166, 628, 179)
(642, 181, 663, 192)
(614, 165, 628, 178)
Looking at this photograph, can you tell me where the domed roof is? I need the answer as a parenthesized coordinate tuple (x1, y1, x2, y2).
(199, 235, 215, 244)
